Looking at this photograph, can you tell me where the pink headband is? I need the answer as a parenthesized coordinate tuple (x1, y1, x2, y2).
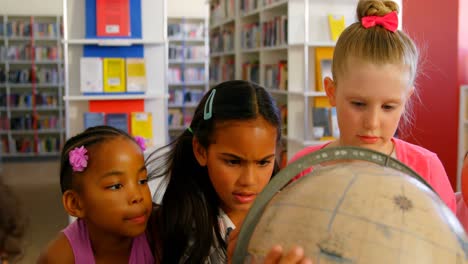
(361, 11, 398, 32)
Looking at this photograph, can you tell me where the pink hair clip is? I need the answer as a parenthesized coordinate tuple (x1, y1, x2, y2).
(134, 136, 146, 151)
(69, 146, 88, 172)
(361, 11, 398, 32)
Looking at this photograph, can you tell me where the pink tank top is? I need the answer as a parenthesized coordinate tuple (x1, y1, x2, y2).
(63, 219, 154, 264)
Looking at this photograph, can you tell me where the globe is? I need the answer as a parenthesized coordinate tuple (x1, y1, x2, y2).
(232, 147, 468, 264)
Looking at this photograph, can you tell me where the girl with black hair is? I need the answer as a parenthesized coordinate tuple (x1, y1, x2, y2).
(147, 80, 311, 263)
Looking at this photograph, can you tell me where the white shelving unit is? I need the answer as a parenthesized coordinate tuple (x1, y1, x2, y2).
(457, 85, 468, 191)
(62, 0, 169, 149)
(0, 15, 64, 158)
(167, 16, 209, 140)
(210, 0, 403, 160)
(209, 0, 236, 86)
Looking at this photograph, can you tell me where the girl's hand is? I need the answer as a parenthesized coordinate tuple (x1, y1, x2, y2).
(227, 227, 312, 264)
(262, 245, 312, 264)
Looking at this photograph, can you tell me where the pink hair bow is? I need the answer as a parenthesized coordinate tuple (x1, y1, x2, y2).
(361, 11, 398, 32)
(134, 136, 146, 151)
(69, 146, 88, 172)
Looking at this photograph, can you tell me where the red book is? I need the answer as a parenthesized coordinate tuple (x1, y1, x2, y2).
(96, 0, 131, 37)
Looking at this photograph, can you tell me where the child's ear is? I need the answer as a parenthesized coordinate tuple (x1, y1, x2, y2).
(192, 137, 207, 166)
(324, 77, 337, 106)
(62, 190, 85, 218)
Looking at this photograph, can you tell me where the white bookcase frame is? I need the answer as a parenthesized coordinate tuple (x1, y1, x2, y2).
(62, 0, 169, 150)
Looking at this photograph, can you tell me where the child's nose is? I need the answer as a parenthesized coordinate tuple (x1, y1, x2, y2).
(363, 109, 379, 129)
(129, 185, 144, 204)
(238, 165, 256, 186)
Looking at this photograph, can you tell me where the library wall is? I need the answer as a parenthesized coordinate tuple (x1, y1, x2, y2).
(0, 0, 62, 15)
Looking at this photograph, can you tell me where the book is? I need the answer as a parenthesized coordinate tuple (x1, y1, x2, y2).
(80, 57, 103, 94)
(168, 109, 183, 127)
(130, 112, 153, 147)
(126, 58, 147, 93)
(328, 14, 346, 41)
(105, 113, 129, 133)
(96, 0, 131, 37)
(278, 60, 288, 90)
(83, 112, 105, 129)
(315, 47, 334, 91)
(103, 58, 126, 93)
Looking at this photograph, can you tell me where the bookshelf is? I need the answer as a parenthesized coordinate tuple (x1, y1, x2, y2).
(457, 85, 468, 191)
(62, 0, 168, 150)
(210, 0, 403, 160)
(209, 0, 236, 86)
(167, 17, 209, 141)
(0, 15, 64, 158)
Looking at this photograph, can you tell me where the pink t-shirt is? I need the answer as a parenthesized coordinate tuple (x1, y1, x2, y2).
(290, 138, 456, 213)
(63, 219, 154, 264)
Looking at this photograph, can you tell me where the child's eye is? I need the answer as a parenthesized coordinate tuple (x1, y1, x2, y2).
(225, 159, 241, 166)
(139, 178, 149, 185)
(351, 101, 365, 107)
(382, 104, 395, 110)
(107, 184, 123, 190)
(258, 160, 272, 167)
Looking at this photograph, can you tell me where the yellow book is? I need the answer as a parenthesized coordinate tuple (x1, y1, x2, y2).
(314, 96, 332, 108)
(315, 47, 334, 91)
(126, 58, 147, 93)
(131, 112, 153, 147)
(328, 14, 345, 41)
(103, 58, 126, 93)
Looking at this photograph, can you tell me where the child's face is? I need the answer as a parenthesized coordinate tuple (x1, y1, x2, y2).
(78, 137, 152, 238)
(326, 59, 413, 154)
(194, 117, 277, 226)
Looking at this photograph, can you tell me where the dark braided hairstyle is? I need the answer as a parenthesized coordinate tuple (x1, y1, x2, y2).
(60, 125, 137, 193)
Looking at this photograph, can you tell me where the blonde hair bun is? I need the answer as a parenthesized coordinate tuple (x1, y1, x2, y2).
(357, 0, 399, 19)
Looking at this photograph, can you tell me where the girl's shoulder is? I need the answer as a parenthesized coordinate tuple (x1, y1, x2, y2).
(393, 137, 439, 161)
(37, 232, 74, 264)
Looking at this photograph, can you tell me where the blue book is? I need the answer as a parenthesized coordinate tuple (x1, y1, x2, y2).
(105, 113, 129, 133)
(83, 112, 105, 129)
